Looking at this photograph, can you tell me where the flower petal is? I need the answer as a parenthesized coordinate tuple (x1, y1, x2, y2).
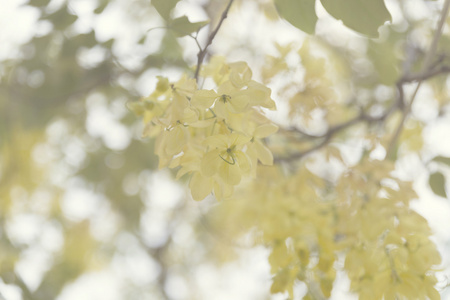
(255, 140, 274, 165)
(229, 133, 251, 147)
(234, 150, 252, 172)
(189, 172, 214, 201)
(191, 89, 218, 109)
(204, 134, 229, 149)
(201, 149, 221, 176)
(254, 123, 279, 138)
(218, 161, 241, 185)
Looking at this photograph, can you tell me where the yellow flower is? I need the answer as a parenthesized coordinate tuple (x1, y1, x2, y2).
(201, 133, 251, 185)
(247, 123, 279, 170)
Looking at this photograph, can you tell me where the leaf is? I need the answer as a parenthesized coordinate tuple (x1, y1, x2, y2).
(367, 30, 401, 85)
(169, 16, 209, 37)
(94, 1, 109, 14)
(152, 0, 181, 20)
(28, 0, 51, 7)
(45, 7, 78, 30)
(159, 32, 184, 62)
(429, 172, 447, 198)
(320, 0, 391, 37)
(102, 38, 115, 49)
(433, 156, 450, 167)
(274, 0, 318, 34)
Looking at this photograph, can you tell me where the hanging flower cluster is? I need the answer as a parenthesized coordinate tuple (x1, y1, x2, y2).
(129, 57, 278, 200)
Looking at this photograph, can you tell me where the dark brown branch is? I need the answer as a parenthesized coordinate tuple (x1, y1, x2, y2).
(193, 0, 235, 82)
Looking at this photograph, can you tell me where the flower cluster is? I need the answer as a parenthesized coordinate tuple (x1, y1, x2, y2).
(130, 57, 278, 200)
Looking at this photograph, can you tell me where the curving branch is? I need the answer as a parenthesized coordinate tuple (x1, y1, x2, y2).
(275, 102, 399, 163)
(276, 0, 450, 163)
(193, 0, 235, 82)
(386, 0, 450, 157)
(399, 64, 450, 83)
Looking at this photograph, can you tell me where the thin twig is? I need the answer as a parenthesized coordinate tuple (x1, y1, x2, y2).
(193, 0, 235, 82)
(188, 33, 203, 52)
(386, 81, 422, 157)
(386, 0, 450, 157)
(275, 106, 397, 163)
(423, 0, 450, 70)
(400, 65, 450, 83)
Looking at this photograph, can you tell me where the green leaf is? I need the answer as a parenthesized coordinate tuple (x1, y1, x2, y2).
(433, 156, 450, 167)
(159, 32, 184, 63)
(45, 7, 78, 30)
(152, 0, 180, 21)
(28, 0, 51, 7)
(367, 29, 401, 85)
(169, 16, 209, 37)
(102, 38, 115, 49)
(320, 0, 391, 37)
(274, 0, 317, 34)
(429, 172, 447, 198)
(94, 1, 109, 14)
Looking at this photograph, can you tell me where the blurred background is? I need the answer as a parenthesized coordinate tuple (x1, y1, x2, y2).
(1, 0, 450, 299)
(0, 0, 280, 299)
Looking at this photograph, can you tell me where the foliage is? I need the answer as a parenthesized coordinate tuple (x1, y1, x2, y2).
(2, 0, 450, 299)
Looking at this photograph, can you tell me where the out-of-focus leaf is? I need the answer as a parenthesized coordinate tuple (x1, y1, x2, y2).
(45, 7, 78, 30)
(367, 32, 401, 85)
(152, 0, 180, 20)
(320, 0, 391, 37)
(27, 0, 51, 7)
(72, 31, 97, 48)
(433, 156, 450, 167)
(94, 1, 109, 14)
(169, 16, 209, 37)
(102, 38, 115, 49)
(274, 0, 317, 34)
(429, 172, 447, 198)
(159, 32, 185, 63)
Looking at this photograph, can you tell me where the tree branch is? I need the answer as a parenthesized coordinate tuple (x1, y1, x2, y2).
(386, 0, 450, 157)
(276, 0, 450, 163)
(275, 105, 397, 163)
(399, 64, 450, 83)
(193, 0, 235, 82)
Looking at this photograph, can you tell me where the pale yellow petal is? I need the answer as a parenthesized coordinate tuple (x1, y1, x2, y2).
(229, 61, 252, 88)
(248, 81, 276, 109)
(189, 172, 214, 201)
(191, 89, 218, 109)
(189, 119, 215, 128)
(181, 107, 198, 124)
(229, 92, 250, 113)
(255, 140, 273, 165)
(213, 101, 228, 119)
(213, 181, 234, 201)
(218, 162, 241, 185)
(203, 134, 229, 149)
(254, 123, 279, 138)
(229, 133, 251, 147)
(165, 126, 186, 156)
(171, 92, 190, 122)
(217, 81, 237, 95)
(234, 150, 251, 172)
(201, 149, 221, 176)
